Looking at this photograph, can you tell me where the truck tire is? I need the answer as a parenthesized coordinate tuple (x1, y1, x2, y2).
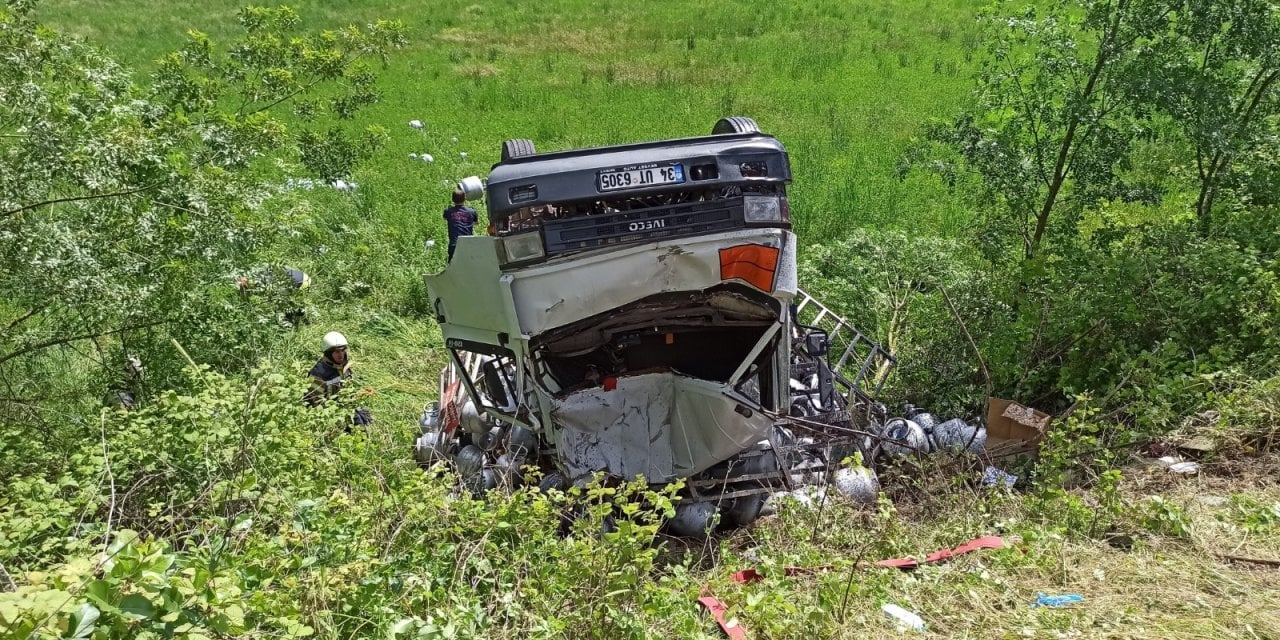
(501, 138, 536, 161)
(712, 117, 760, 135)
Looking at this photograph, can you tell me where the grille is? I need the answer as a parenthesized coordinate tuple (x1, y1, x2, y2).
(541, 197, 746, 255)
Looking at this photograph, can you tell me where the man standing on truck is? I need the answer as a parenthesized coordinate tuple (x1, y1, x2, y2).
(443, 188, 478, 262)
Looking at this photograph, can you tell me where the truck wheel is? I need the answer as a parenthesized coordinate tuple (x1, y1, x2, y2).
(501, 138, 536, 161)
(712, 117, 760, 135)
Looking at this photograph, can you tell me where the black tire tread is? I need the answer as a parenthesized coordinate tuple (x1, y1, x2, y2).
(501, 138, 537, 161)
(712, 116, 760, 135)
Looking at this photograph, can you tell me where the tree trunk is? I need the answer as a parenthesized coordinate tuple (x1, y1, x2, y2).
(1195, 67, 1279, 230)
(1026, 0, 1128, 260)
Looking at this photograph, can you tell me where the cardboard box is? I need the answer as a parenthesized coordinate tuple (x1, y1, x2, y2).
(985, 397, 1052, 455)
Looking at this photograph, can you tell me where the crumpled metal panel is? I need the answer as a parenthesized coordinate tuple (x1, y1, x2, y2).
(509, 228, 796, 338)
(552, 372, 774, 483)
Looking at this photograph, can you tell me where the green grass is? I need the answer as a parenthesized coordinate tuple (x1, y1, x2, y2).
(41, 0, 982, 258)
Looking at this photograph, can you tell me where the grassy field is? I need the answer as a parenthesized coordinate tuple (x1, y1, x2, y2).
(25, 1, 1280, 639)
(42, 0, 982, 252)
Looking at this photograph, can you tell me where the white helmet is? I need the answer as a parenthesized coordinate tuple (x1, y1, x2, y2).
(321, 331, 349, 353)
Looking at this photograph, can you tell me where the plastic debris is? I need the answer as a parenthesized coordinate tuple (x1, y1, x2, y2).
(421, 153, 434, 163)
(772, 486, 826, 510)
(1033, 593, 1084, 608)
(425, 239, 436, 249)
(408, 119, 423, 129)
(283, 177, 359, 192)
(982, 465, 1018, 488)
(1154, 456, 1201, 474)
(881, 603, 926, 631)
(409, 152, 418, 159)
(459, 151, 469, 159)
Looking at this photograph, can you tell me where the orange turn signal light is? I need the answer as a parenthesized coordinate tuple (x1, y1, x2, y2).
(719, 244, 779, 292)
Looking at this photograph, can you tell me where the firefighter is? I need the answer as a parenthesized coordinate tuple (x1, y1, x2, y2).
(305, 331, 372, 425)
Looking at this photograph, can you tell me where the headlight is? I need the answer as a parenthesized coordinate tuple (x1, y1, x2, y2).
(501, 230, 546, 263)
(743, 195, 785, 223)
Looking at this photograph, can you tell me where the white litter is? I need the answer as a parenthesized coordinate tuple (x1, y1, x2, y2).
(1155, 456, 1201, 474)
(421, 153, 434, 163)
(425, 239, 436, 248)
(409, 119, 423, 129)
(459, 151, 469, 159)
(450, 136, 458, 143)
(781, 486, 826, 510)
(882, 603, 926, 632)
(409, 153, 418, 159)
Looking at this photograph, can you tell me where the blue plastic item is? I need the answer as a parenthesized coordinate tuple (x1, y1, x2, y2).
(1033, 593, 1084, 608)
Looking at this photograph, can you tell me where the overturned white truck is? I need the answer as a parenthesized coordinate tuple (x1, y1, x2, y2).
(415, 118, 898, 535)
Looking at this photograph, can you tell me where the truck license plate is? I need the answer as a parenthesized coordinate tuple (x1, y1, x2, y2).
(598, 164, 684, 192)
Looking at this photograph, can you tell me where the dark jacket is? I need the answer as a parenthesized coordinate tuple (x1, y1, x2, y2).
(305, 356, 352, 406)
(444, 205, 478, 244)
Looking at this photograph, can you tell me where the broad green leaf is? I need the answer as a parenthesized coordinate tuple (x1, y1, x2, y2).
(119, 594, 155, 619)
(69, 603, 99, 639)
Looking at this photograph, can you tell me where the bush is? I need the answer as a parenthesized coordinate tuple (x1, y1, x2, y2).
(0, 365, 708, 639)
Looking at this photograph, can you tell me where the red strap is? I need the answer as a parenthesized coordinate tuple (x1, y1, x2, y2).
(697, 595, 746, 640)
(874, 557, 921, 569)
(923, 535, 1006, 564)
(874, 535, 1007, 569)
